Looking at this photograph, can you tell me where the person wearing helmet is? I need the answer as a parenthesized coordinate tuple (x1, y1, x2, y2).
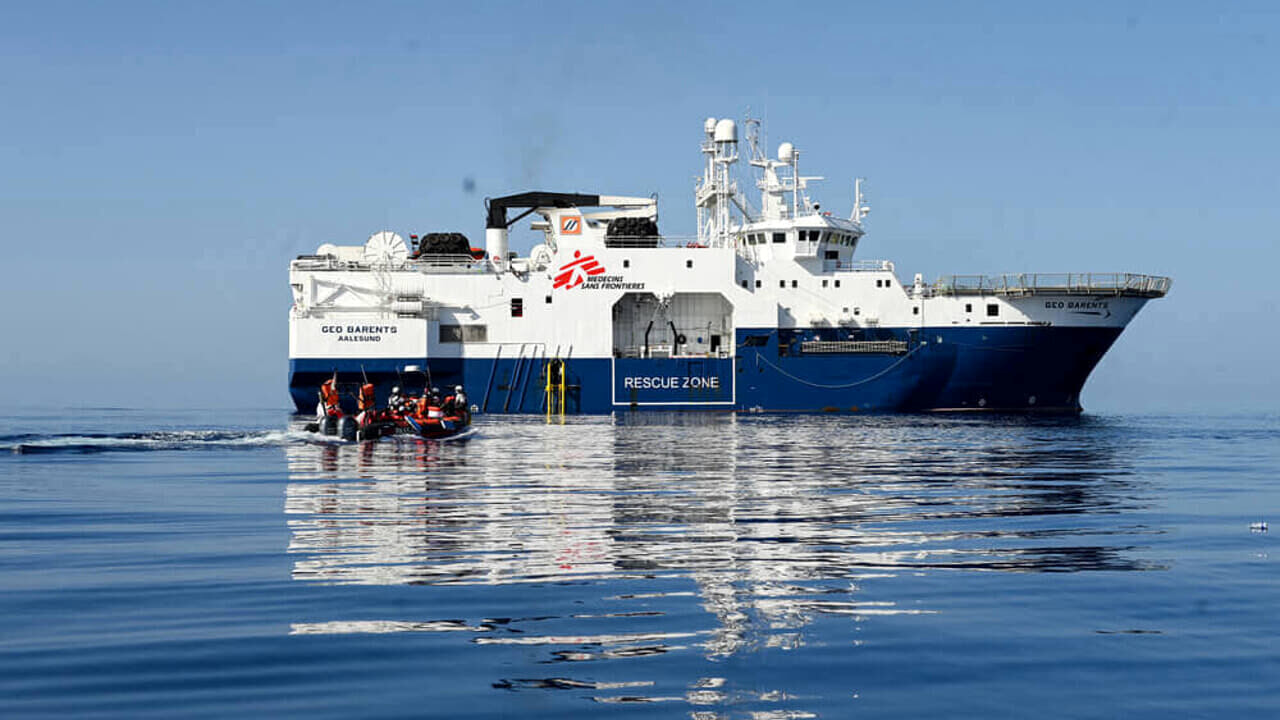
(447, 385, 469, 423)
(430, 387, 442, 406)
(388, 386, 404, 414)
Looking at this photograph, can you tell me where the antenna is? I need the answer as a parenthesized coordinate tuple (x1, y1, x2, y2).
(745, 113, 764, 165)
(852, 178, 870, 221)
(791, 146, 799, 218)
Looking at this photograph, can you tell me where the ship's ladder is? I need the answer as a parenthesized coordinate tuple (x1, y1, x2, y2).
(544, 357, 567, 422)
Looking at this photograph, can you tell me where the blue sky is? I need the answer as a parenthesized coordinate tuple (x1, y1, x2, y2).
(2, 1, 1277, 411)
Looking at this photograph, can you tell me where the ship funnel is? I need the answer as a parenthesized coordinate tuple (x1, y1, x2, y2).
(485, 227, 508, 269)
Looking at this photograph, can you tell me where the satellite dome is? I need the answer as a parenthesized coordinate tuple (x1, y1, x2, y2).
(778, 142, 794, 162)
(714, 118, 737, 143)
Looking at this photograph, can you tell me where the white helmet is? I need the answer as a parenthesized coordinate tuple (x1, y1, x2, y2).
(455, 386, 464, 393)
(391, 386, 401, 394)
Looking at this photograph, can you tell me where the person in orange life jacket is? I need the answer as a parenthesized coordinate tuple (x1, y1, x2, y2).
(356, 383, 376, 423)
(416, 392, 444, 422)
(318, 375, 341, 417)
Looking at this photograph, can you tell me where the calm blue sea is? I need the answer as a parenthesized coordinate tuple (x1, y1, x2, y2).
(1, 410, 1276, 718)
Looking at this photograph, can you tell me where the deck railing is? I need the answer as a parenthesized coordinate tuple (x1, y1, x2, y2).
(291, 254, 486, 273)
(801, 340, 910, 355)
(933, 272, 1171, 298)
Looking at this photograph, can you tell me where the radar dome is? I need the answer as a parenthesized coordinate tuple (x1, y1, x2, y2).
(778, 142, 794, 162)
(713, 118, 738, 143)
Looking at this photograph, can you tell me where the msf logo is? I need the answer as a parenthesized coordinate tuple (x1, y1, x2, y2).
(553, 250, 606, 290)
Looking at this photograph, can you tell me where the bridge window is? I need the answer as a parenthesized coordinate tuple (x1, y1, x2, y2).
(834, 279, 841, 288)
(791, 280, 798, 288)
(822, 279, 829, 288)
(755, 280, 762, 288)
(779, 280, 786, 288)
(987, 303, 999, 317)
(772, 232, 786, 244)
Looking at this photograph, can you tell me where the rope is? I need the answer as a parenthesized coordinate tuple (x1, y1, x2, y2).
(751, 342, 925, 389)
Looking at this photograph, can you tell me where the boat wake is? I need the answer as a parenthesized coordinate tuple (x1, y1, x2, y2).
(4, 424, 479, 455)
(3, 429, 300, 455)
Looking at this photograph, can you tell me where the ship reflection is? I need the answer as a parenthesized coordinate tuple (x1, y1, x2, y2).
(285, 413, 1160, 701)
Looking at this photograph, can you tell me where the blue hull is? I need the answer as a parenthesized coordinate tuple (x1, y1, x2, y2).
(289, 326, 1123, 415)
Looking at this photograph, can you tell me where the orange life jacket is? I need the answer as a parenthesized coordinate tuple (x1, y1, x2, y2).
(320, 380, 340, 410)
(358, 383, 376, 412)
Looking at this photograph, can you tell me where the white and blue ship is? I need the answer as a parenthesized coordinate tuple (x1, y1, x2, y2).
(288, 116, 1170, 415)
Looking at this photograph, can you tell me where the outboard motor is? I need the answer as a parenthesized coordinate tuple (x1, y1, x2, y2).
(319, 415, 338, 436)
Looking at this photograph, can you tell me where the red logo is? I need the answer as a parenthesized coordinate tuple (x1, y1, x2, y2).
(553, 250, 606, 290)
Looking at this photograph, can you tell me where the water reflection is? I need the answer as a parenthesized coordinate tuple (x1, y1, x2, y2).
(284, 413, 1161, 709)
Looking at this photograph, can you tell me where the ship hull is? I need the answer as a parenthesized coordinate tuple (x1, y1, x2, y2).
(289, 324, 1124, 415)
